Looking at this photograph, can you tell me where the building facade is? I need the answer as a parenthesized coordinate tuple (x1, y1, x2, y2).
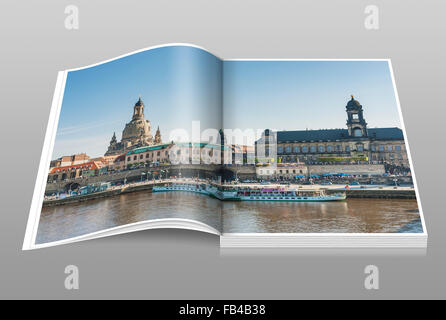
(255, 96, 410, 169)
(124, 142, 223, 168)
(50, 153, 90, 168)
(256, 164, 308, 180)
(105, 97, 162, 156)
(47, 160, 106, 183)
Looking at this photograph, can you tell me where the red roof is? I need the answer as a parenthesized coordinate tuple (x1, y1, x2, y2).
(49, 160, 101, 174)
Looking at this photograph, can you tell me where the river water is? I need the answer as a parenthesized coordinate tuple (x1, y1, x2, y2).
(36, 191, 422, 244)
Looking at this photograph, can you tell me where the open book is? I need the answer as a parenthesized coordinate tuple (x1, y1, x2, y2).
(23, 44, 427, 250)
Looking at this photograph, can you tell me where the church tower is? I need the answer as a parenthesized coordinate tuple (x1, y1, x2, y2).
(154, 126, 162, 144)
(346, 95, 368, 138)
(132, 97, 145, 120)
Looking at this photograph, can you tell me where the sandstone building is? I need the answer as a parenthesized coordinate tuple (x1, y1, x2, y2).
(105, 97, 162, 156)
(256, 96, 410, 168)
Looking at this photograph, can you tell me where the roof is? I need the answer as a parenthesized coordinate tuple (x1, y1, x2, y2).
(368, 128, 404, 140)
(276, 127, 404, 143)
(126, 142, 229, 155)
(49, 160, 101, 174)
(126, 143, 172, 155)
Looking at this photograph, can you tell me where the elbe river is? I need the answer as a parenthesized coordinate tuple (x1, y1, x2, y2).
(37, 191, 422, 244)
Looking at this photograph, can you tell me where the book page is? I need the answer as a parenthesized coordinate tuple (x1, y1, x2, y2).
(24, 44, 224, 249)
(221, 59, 426, 246)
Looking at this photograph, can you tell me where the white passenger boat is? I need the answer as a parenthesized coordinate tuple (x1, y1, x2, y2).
(234, 187, 346, 202)
(152, 182, 209, 195)
(153, 182, 345, 202)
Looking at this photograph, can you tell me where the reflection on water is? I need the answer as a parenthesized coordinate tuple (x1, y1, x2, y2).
(222, 198, 421, 233)
(37, 192, 422, 245)
(36, 191, 221, 244)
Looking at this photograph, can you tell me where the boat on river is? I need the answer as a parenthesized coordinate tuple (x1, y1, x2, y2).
(152, 182, 209, 195)
(234, 187, 346, 202)
(153, 182, 345, 202)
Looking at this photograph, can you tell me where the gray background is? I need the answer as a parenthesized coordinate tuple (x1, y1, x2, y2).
(0, 0, 444, 299)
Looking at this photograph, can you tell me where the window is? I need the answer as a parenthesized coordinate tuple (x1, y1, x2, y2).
(390, 153, 394, 159)
(345, 146, 350, 152)
(302, 146, 308, 153)
(336, 145, 341, 151)
(352, 114, 359, 120)
(278, 146, 283, 154)
(371, 145, 376, 152)
(398, 154, 403, 159)
(387, 145, 393, 151)
(146, 154, 149, 158)
(140, 155, 143, 159)
(357, 144, 363, 151)
(319, 145, 325, 153)
(327, 145, 333, 152)
(294, 146, 300, 153)
(133, 156, 137, 160)
(395, 145, 402, 151)
(285, 146, 291, 153)
(379, 145, 384, 152)
(310, 146, 316, 153)
(353, 128, 362, 137)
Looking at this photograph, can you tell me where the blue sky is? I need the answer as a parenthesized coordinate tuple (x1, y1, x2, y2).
(53, 46, 222, 159)
(52, 45, 401, 159)
(223, 60, 400, 133)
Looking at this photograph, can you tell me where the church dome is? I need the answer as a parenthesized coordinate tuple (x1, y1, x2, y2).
(346, 95, 362, 110)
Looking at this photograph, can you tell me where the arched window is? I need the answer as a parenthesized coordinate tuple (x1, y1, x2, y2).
(353, 128, 363, 137)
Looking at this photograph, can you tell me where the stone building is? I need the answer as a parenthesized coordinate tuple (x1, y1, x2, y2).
(47, 160, 106, 183)
(50, 153, 90, 168)
(255, 96, 410, 168)
(256, 164, 308, 180)
(124, 142, 223, 168)
(105, 97, 162, 156)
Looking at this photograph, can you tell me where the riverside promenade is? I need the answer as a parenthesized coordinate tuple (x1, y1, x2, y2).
(42, 179, 417, 207)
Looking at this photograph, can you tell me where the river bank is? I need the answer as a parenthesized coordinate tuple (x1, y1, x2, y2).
(42, 180, 417, 207)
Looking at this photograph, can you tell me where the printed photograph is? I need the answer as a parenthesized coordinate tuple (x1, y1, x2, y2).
(221, 60, 423, 234)
(31, 45, 424, 248)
